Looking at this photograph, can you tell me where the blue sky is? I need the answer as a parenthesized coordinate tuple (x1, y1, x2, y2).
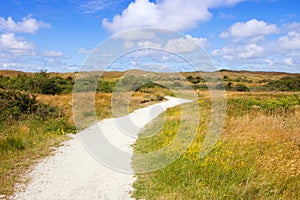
(0, 0, 300, 72)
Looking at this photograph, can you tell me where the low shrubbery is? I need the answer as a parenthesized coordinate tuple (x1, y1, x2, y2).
(0, 90, 76, 195)
(227, 95, 299, 116)
(0, 91, 59, 126)
(266, 76, 300, 91)
(0, 71, 74, 95)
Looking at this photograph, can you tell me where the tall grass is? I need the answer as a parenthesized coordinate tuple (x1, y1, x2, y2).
(0, 88, 168, 196)
(132, 93, 300, 199)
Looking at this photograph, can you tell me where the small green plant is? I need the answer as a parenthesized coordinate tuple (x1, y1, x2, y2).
(234, 83, 250, 92)
(0, 137, 26, 153)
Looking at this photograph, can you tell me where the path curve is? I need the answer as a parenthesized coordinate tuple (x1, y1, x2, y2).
(12, 97, 191, 200)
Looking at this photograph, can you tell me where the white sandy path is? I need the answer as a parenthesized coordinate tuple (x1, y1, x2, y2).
(11, 97, 191, 200)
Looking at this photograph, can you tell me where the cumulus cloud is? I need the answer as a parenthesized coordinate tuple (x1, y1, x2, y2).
(278, 31, 300, 50)
(41, 50, 66, 57)
(212, 43, 264, 60)
(283, 58, 295, 66)
(77, 47, 91, 54)
(113, 30, 156, 40)
(124, 41, 135, 49)
(102, 0, 245, 33)
(137, 41, 162, 48)
(220, 19, 278, 38)
(282, 22, 300, 32)
(0, 33, 35, 57)
(80, 0, 126, 14)
(165, 35, 208, 53)
(0, 16, 50, 34)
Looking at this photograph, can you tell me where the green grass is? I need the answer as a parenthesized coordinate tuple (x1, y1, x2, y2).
(0, 118, 72, 195)
(132, 93, 300, 199)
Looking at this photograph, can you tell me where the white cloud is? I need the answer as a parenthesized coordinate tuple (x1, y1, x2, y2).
(238, 43, 264, 58)
(80, 0, 125, 14)
(124, 41, 135, 49)
(283, 58, 295, 66)
(41, 51, 66, 57)
(186, 35, 208, 48)
(102, 0, 245, 33)
(278, 31, 300, 50)
(77, 47, 91, 54)
(217, 12, 235, 20)
(0, 33, 35, 57)
(0, 16, 50, 34)
(165, 35, 207, 53)
(113, 30, 156, 40)
(282, 22, 300, 32)
(212, 43, 264, 60)
(220, 19, 278, 38)
(137, 41, 162, 48)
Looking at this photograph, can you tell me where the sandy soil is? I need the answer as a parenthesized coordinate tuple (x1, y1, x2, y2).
(11, 97, 191, 200)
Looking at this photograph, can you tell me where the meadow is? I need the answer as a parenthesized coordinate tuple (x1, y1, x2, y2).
(0, 69, 299, 199)
(132, 92, 299, 199)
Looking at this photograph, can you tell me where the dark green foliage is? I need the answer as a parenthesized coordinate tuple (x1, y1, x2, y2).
(266, 76, 300, 91)
(226, 82, 233, 90)
(0, 90, 59, 125)
(0, 71, 74, 95)
(73, 74, 99, 92)
(258, 79, 272, 83)
(223, 75, 232, 82)
(215, 83, 225, 90)
(0, 91, 38, 122)
(116, 76, 167, 91)
(135, 82, 167, 93)
(97, 80, 116, 93)
(234, 84, 250, 92)
(192, 84, 208, 90)
(234, 77, 253, 83)
(186, 76, 204, 84)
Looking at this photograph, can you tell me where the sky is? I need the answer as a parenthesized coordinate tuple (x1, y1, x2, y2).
(0, 0, 300, 73)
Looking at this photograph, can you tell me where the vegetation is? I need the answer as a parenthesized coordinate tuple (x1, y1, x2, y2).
(0, 70, 169, 195)
(0, 69, 299, 198)
(182, 73, 300, 92)
(132, 93, 300, 199)
(265, 76, 300, 91)
(0, 90, 75, 194)
(0, 71, 74, 95)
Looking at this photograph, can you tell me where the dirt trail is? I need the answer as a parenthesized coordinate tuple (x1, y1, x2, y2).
(11, 97, 191, 200)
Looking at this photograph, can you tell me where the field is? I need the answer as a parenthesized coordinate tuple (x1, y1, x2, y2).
(0, 70, 299, 199)
(132, 92, 300, 199)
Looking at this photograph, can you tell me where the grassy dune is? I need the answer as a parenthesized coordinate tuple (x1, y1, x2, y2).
(132, 92, 300, 199)
(0, 70, 299, 198)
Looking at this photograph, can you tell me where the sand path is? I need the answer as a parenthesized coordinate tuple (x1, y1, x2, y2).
(12, 97, 191, 200)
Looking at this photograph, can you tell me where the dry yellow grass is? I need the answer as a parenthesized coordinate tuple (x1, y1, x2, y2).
(133, 92, 300, 199)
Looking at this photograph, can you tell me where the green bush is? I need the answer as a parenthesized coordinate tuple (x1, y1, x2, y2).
(0, 71, 74, 95)
(266, 76, 300, 91)
(234, 84, 250, 92)
(0, 90, 59, 125)
(97, 80, 115, 93)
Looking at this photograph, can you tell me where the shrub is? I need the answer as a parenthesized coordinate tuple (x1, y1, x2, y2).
(0, 71, 74, 95)
(234, 84, 250, 92)
(0, 90, 59, 125)
(266, 76, 300, 91)
(97, 80, 115, 93)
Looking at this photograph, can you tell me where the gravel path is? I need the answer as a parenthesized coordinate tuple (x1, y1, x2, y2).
(11, 97, 191, 200)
